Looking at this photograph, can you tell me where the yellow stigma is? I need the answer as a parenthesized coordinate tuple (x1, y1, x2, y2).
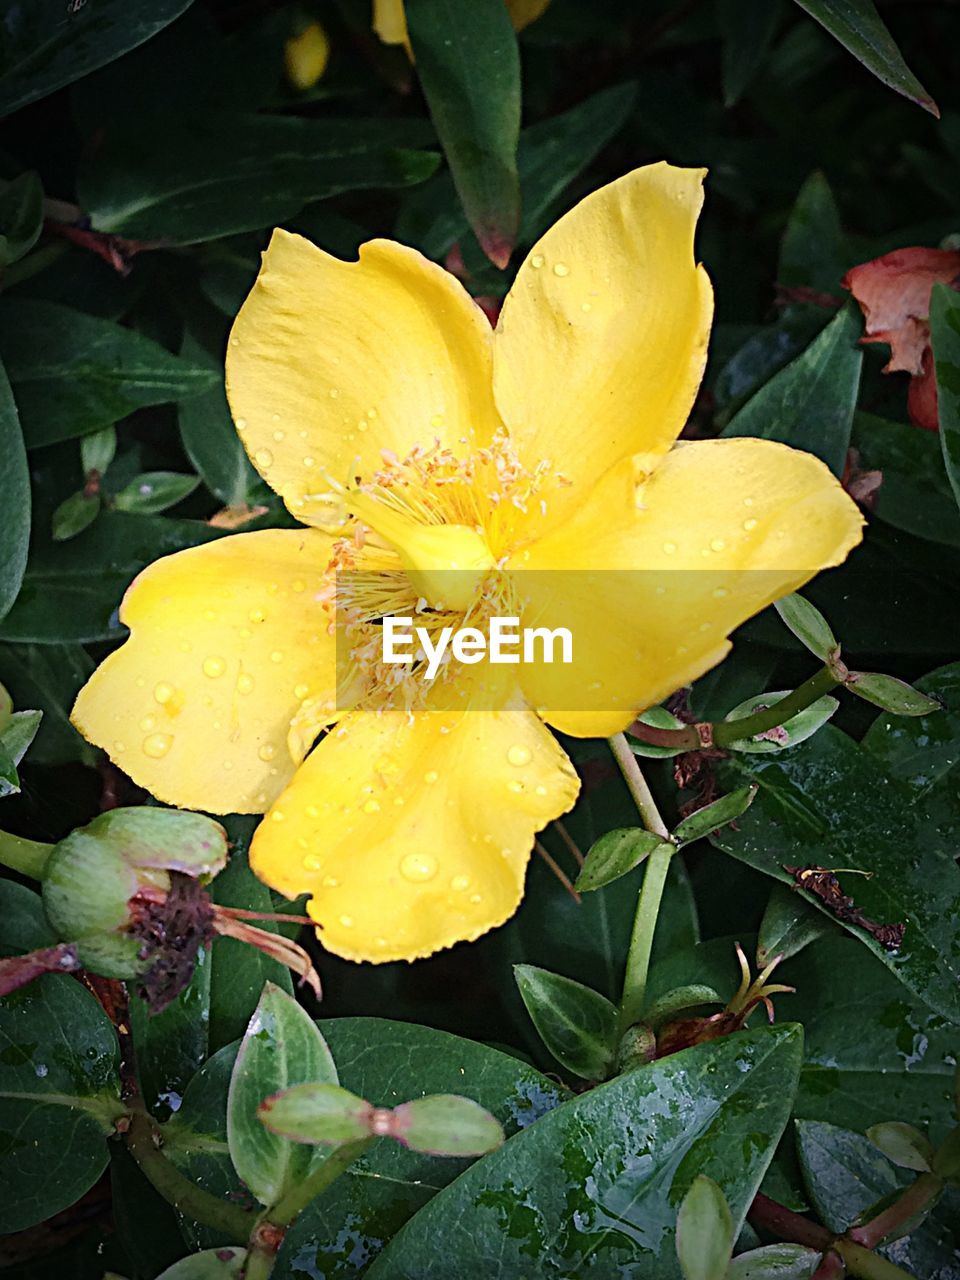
(348, 490, 494, 611)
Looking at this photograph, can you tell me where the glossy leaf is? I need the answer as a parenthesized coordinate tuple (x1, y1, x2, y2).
(931, 282, 960, 510)
(406, 0, 520, 267)
(0, 358, 29, 625)
(129, 948, 211, 1115)
(722, 303, 862, 476)
(756, 883, 832, 968)
(851, 411, 960, 547)
(0, 642, 94, 764)
(778, 171, 847, 295)
(792, 0, 938, 115)
(51, 490, 101, 542)
(712, 726, 960, 1020)
(0, 707, 42, 797)
(259, 1082, 370, 1146)
(575, 827, 666, 892)
(722, 691, 839, 754)
(773, 594, 837, 661)
(845, 670, 942, 716)
(0, 172, 43, 267)
(676, 1175, 734, 1280)
(727, 1244, 822, 1279)
(112, 471, 200, 515)
(179, 330, 257, 507)
(514, 964, 619, 1080)
(0, 880, 57, 956)
(867, 1121, 934, 1172)
(0, 975, 122, 1231)
(0, 300, 218, 448)
(80, 426, 118, 477)
(0, 0, 194, 118)
(226, 982, 337, 1207)
(365, 1026, 802, 1279)
(673, 786, 758, 846)
(80, 115, 439, 245)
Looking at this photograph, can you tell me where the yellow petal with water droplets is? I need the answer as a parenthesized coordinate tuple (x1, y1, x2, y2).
(493, 162, 712, 529)
(514, 438, 864, 737)
(226, 230, 500, 528)
(71, 530, 342, 813)
(250, 672, 580, 963)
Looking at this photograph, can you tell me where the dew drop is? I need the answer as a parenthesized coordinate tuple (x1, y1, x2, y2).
(710, 537, 726, 552)
(271, 809, 286, 822)
(552, 262, 570, 277)
(450, 874, 470, 892)
(507, 743, 531, 767)
(580, 301, 593, 313)
(338, 914, 354, 927)
(113, 740, 126, 753)
(329, 388, 340, 399)
(304, 853, 323, 870)
(712, 587, 729, 599)
(143, 732, 173, 759)
(139, 715, 156, 732)
(743, 518, 758, 532)
(272, 429, 285, 442)
(424, 769, 439, 784)
(743, 496, 755, 507)
(235, 416, 247, 430)
(292, 579, 306, 593)
(254, 448, 274, 468)
(270, 650, 284, 664)
(202, 656, 226, 679)
(323, 875, 339, 888)
(154, 681, 175, 705)
(237, 673, 255, 695)
(507, 779, 524, 794)
(469, 893, 483, 905)
(250, 608, 267, 624)
(400, 853, 438, 883)
(534, 784, 548, 796)
(258, 743, 276, 762)
(362, 799, 381, 814)
(662, 540, 678, 555)
(294, 682, 310, 700)
(531, 253, 545, 269)
(303, 455, 316, 468)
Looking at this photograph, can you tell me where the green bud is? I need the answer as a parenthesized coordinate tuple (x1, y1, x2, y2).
(846, 671, 942, 716)
(672, 785, 757, 846)
(42, 807, 227, 978)
(774, 593, 837, 661)
(616, 1023, 657, 1072)
(258, 1082, 372, 1146)
(675, 1175, 733, 1280)
(391, 1094, 504, 1157)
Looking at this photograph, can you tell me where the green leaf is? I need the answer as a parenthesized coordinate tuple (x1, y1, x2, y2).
(80, 426, 118, 477)
(795, 1120, 958, 1272)
(80, 115, 439, 244)
(712, 726, 960, 1021)
(0, 643, 94, 764)
(719, 0, 784, 107)
(673, 786, 758, 846)
(644, 985, 722, 1029)
(259, 1081, 370, 1147)
(51, 491, 101, 543)
(365, 1026, 802, 1280)
(0, 0, 194, 118)
(727, 1244, 822, 1279)
(791, 0, 938, 115)
(0, 172, 43, 267)
(0, 880, 58, 956)
(575, 827, 666, 891)
(514, 964, 619, 1080)
(179, 329, 256, 507)
(722, 691, 839, 754)
(156, 1249, 245, 1279)
(130, 947, 211, 1115)
(676, 1175, 734, 1280)
(394, 1095, 505, 1157)
(227, 983, 338, 1208)
(774, 595, 837, 661)
(164, 1019, 566, 1269)
(867, 1121, 934, 1172)
(0, 974, 122, 1231)
(0, 358, 29, 625)
(0, 707, 42, 797)
(0, 300, 218, 448)
(851, 411, 960, 547)
(845, 670, 942, 716)
(209, 818, 293, 1054)
(722, 303, 862, 476)
(756, 883, 831, 968)
(931, 282, 960, 510)
(112, 471, 201, 515)
(778, 171, 847, 295)
(405, 0, 520, 267)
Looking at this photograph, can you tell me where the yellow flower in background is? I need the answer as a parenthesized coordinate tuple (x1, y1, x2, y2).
(285, 21, 331, 92)
(372, 0, 550, 49)
(72, 163, 863, 964)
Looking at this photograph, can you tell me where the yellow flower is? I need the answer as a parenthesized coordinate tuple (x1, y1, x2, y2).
(373, 0, 550, 49)
(72, 163, 863, 964)
(285, 21, 331, 92)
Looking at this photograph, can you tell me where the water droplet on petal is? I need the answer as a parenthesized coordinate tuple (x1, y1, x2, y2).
(506, 744, 531, 767)
(743, 518, 758, 532)
(258, 743, 276, 762)
(553, 262, 569, 277)
(292, 579, 306, 593)
(271, 809, 285, 822)
(249, 608, 266, 624)
(534, 784, 548, 797)
(304, 853, 323, 869)
(507, 779, 524, 794)
(254, 448, 273, 468)
(710, 537, 726, 552)
(469, 893, 483, 905)
(139, 715, 156, 732)
(235, 416, 247, 430)
(713, 587, 729, 599)
(363, 799, 381, 814)
(662, 541, 677, 555)
(237, 673, 255, 694)
(113, 740, 126, 753)
(203, 656, 226, 679)
(143, 732, 173, 759)
(270, 650, 284, 664)
(400, 853, 438, 882)
(424, 770, 439, 784)
(450, 874, 470, 892)
(531, 253, 545, 269)
(323, 875, 339, 888)
(338, 914, 354, 928)
(154, 681, 175, 705)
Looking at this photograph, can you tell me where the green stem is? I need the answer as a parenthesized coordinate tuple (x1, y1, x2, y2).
(608, 732, 670, 838)
(125, 1108, 254, 1241)
(834, 1240, 918, 1280)
(712, 665, 839, 747)
(0, 829, 54, 879)
(609, 733, 674, 1031)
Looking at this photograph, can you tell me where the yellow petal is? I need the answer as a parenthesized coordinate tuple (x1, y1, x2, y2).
(493, 162, 712, 525)
(226, 230, 500, 528)
(71, 530, 340, 813)
(285, 22, 330, 91)
(506, 0, 551, 30)
(514, 438, 864, 736)
(250, 675, 580, 963)
(372, 0, 409, 45)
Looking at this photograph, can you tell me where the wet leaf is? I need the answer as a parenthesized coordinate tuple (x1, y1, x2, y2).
(676, 1175, 734, 1280)
(867, 1121, 934, 1172)
(931, 282, 960, 510)
(576, 828, 666, 892)
(514, 964, 619, 1080)
(0, 358, 29, 625)
(673, 786, 758, 846)
(756, 883, 832, 968)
